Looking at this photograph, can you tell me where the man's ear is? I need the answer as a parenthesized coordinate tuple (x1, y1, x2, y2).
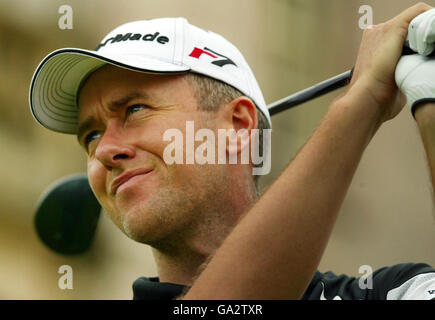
(223, 96, 258, 156)
(230, 96, 257, 132)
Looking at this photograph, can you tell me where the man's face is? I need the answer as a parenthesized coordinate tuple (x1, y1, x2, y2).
(77, 65, 227, 244)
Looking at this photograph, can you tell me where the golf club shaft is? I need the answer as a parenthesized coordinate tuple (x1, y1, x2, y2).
(268, 69, 353, 116)
(267, 43, 419, 116)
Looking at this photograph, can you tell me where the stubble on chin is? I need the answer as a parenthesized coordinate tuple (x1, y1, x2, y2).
(107, 163, 230, 250)
(119, 182, 200, 247)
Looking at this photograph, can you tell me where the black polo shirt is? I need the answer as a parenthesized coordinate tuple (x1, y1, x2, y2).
(133, 263, 435, 300)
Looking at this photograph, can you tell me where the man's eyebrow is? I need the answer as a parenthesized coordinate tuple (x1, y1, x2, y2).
(76, 92, 151, 144)
(108, 92, 151, 111)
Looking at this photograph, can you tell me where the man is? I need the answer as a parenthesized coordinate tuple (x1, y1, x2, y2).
(30, 4, 435, 299)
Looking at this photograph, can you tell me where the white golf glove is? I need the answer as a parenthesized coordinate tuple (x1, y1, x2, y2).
(395, 54, 435, 117)
(406, 8, 435, 56)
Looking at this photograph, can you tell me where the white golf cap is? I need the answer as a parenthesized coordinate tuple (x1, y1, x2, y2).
(29, 17, 271, 134)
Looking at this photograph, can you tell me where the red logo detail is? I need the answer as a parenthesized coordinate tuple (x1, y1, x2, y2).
(189, 47, 217, 59)
(188, 47, 236, 67)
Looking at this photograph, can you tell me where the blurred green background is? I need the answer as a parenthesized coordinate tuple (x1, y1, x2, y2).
(1, 0, 434, 299)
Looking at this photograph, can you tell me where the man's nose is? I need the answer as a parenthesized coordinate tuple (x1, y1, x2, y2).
(94, 127, 136, 169)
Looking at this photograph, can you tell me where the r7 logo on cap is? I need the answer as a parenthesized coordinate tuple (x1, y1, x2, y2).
(189, 47, 237, 67)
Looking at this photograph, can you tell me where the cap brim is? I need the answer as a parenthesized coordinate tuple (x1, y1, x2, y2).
(29, 48, 190, 134)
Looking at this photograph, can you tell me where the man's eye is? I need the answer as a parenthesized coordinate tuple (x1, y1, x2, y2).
(84, 130, 101, 148)
(126, 104, 148, 115)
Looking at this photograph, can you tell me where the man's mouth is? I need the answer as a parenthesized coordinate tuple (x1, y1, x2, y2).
(110, 168, 153, 195)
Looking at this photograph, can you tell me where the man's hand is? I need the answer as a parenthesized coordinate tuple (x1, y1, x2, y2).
(396, 8, 435, 202)
(407, 8, 435, 56)
(349, 3, 432, 124)
(396, 54, 435, 117)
